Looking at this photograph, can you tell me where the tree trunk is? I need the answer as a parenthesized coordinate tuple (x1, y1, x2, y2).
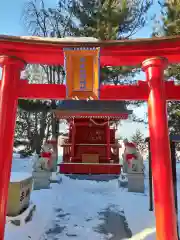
(51, 111, 59, 171)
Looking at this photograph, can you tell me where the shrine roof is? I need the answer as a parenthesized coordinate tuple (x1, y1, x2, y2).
(53, 100, 132, 119)
(1, 35, 180, 66)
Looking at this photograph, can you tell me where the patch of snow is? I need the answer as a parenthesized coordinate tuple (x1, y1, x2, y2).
(6, 155, 180, 240)
(50, 172, 62, 182)
(59, 36, 99, 42)
(20, 36, 99, 42)
(13, 152, 21, 158)
(11, 157, 33, 173)
(6, 203, 36, 226)
(119, 170, 128, 180)
(5, 155, 156, 240)
(10, 172, 32, 182)
(5, 186, 59, 240)
(57, 146, 63, 164)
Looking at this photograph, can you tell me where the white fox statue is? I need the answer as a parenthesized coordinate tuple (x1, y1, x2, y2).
(123, 139, 144, 174)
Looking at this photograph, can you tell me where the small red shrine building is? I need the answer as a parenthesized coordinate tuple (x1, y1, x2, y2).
(53, 100, 132, 174)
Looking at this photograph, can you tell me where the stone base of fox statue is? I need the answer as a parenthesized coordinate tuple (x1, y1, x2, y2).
(122, 139, 145, 193)
(127, 158, 145, 193)
(32, 171, 52, 190)
(128, 172, 144, 193)
(32, 155, 52, 190)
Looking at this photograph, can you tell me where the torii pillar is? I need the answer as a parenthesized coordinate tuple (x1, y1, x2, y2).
(142, 57, 178, 240)
(0, 56, 25, 239)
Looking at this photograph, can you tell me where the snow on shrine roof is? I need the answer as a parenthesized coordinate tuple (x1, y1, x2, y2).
(1, 34, 180, 66)
(53, 100, 132, 119)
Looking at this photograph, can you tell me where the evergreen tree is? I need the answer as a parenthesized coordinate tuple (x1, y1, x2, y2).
(70, 0, 152, 39)
(131, 129, 147, 154)
(69, 0, 152, 84)
(154, 1, 180, 135)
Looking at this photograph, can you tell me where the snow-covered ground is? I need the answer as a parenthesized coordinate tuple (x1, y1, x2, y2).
(5, 153, 180, 239)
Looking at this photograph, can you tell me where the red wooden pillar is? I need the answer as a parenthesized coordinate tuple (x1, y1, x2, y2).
(0, 56, 25, 240)
(71, 121, 76, 161)
(106, 120, 110, 162)
(142, 57, 178, 240)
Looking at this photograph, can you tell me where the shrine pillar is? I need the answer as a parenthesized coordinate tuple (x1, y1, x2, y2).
(71, 120, 76, 161)
(0, 56, 25, 239)
(106, 120, 110, 162)
(142, 57, 178, 240)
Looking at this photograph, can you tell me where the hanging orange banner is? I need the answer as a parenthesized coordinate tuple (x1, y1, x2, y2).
(64, 48, 100, 100)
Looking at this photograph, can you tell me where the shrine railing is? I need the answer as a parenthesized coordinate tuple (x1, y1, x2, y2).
(61, 143, 119, 163)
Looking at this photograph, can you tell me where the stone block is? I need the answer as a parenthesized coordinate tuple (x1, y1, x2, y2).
(128, 173, 144, 193)
(32, 171, 51, 190)
(7, 172, 33, 217)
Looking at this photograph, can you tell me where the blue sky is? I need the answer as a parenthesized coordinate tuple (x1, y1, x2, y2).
(0, 0, 57, 35)
(0, 0, 160, 138)
(0, 0, 25, 36)
(0, 0, 160, 36)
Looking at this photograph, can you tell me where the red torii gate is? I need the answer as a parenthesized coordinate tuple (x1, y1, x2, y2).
(0, 35, 180, 239)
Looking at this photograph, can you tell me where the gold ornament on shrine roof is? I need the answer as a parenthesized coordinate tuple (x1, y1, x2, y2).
(63, 47, 100, 100)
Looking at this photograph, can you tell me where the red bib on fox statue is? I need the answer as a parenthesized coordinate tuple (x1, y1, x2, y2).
(40, 143, 53, 169)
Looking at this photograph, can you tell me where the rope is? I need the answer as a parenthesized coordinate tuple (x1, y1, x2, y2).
(90, 118, 108, 126)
